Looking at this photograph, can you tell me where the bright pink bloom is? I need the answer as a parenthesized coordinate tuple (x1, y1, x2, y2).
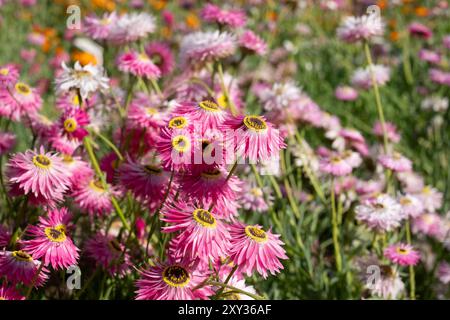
(117, 50, 161, 79)
(335, 86, 358, 101)
(319, 154, 353, 176)
(7, 146, 71, 207)
(145, 42, 175, 76)
(58, 108, 90, 141)
(119, 158, 171, 203)
(175, 99, 228, 131)
(418, 49, 441, 64)
(156, 127, 193, 171)
(0, 284, 25, 300)
(127, 93, 167, 129)
(0, 64, 19, 88)
(162, 201, 231, 263)
(20, 207, 79, 270)
(201, 4, 246, 28)
(0, 131, 15, 155)
(378, 152, 412, 172)
(239, 30, 267, 55)
(228, 221, 288, 278)
(409, 22, 433, 39)
(0, 82, 42, 121)
(373, 121, 400, 143)
(222, 115, 286, 163)
(135, 256, 211, 300)
(0, 250, 48, 286)
(85, 233, 131, 276)
(384, 243, 420, 266)
(413, 213, 443, 238)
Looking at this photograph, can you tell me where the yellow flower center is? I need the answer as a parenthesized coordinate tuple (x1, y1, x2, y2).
(396, 247, 409, 255)
(0, 68, 9, 76)
(217, 93, 228, 108)
(192, 208, 217, 228)
(171, 135, 191, 153)
(32, 154, 52, 169)
(146, 107, 158, 116)
(399, 197, 412, 205)
(72, 70, 92, 79)
(63, 118, 78, 133)
(168, 116, 188, 129)
(250, 187, 263, 197)
(89, 179, 105, 193)
(12, 250, 33, 262)
(62, 154, 74, 164)
(243, 116, 267, 132)
(72, 94, 80, 106)
(245, 225, 268, 243)
(199, 100, 220, 112)
(138, 53, 150, 62)
(162, 265, 190, 288)
(44, 224, 67, 242)
(15, 82, 31, 96)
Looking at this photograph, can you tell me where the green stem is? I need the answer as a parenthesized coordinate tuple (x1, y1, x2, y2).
(209, 281, 265, 300)
(83, 136, 130, 230)
(93, 131, 124, 161)
(363, 42, 389, 154)
(405, 219, 416, 300)
(217, 63, 237, 115)
(330, 178, 342, 273)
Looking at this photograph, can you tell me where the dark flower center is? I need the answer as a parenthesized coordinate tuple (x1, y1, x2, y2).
(163, 265, 190, 287)
(245, 225, 268, 243)
(193, 209, 216, 228)
(243, 116, 267, 131)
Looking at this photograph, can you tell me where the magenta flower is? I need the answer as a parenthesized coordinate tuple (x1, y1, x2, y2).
(7, 146, 71, 207)
(201, 3, 246, 28)
(0, 64, 19, 89)
(156, 127, 193, 171)
(20, 207, 79, 270)
(135, 256, 211, 300)
(85, 233, 131, 276)
(162, 201, 231, 263)
(335, 86, 358, 101)
(0, 131, 16, 155)
(83, 12, 117, 40)
(59, 108, 90, 141)
(384, 243, 420, 266)
(117, 50, 161, 79)
(0, 250, 48, 286)
(0, 285, 24, 300)
(319, 154, 353, 176)
(239, 30, 267, 56)
(175, 99, 228, 132)
(0, 82, 42, 121)
(409, 22, 433, 39)
(373, 121, 400, 143)
(222, 115, 286, 164)
(378, 152, 412, 172)
(145, 42, 175, 76)
(228, 221, 288, 278)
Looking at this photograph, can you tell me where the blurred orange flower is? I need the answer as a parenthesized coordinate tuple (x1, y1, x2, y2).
(72, 50, 97, 66)
(415, 6, 429, 17)
(186, 12, 200, 30)
(148, 0, 167, 11)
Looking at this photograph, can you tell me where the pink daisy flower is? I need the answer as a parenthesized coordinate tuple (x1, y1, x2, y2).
(83, 12, 117, 40)
(222, 115, 286, 164)
(398, 194, 424, 219)
(175, 99, 228, 131)
(201, 4, 246, 28)
(239, 182, 273, 213)
(0, 64, 19, 88)
(48, 134, 82, 156)
(409, 22, 433, 39)
(58, 108, 90, 141)
(7, 146, 71, 207)
(412, 213, 443, 238)
(355, 194, 405, 232)
(417, 186, 443, 213)
(85, 233, 130, 276)
(335, 86, 358, 101)
(378, 152, 412, 172)
(429, 68, 450, 86)
(179, 166, 241, 219)
(0, 284, 25, 300)
(156, 127, 194, 171)
(0, 131, 16, 155)
(373, 121, 400, 143)
(337, 14, 384, 43)
(61, 154, 92, 185)
(384, 243, 420, 266)
(180, 31, 237, 67)
(127, 94, 167, 130)
(418, 49, 441, 65)
(135, 256, 211, 300)
(107, 12, 156, 44)
(0, 82, 42, 121)
(162, 201, 231, 263)
(239, 30, 267, 56)
(0, 250, 48, 286)
(145, 42, 175, 76)
(351, 65, 390, 90)
(71, 175, 120, 217)
(20, 207, 79, 270)
(228, 221, 288, 278)
(119, 158, 171, 203)
(117, 50, 161, 79)
(319, 154, 353, 176)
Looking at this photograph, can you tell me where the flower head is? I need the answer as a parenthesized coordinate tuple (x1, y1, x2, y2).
(239, 31, 267, 56)
(0, 82, 42, 121)
(384, 243, 420, 266)
(117, 51, 161, 79)
(0, 250, 48, 286)
(201, 4, 246, 28)
(20, 207, 79, 270)
(145, 42, 175, 76)
(337, 14, 384, 43)
(0, 64, 19, 88)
